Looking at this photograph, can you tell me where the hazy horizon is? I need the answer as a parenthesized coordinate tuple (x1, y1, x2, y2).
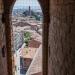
(13, 6, 41, 10)
(13, 0, 41, 10)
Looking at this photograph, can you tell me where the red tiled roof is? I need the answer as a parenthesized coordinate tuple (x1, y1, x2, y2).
(31, 72, 42, 75)
(13, 22, 30, 27)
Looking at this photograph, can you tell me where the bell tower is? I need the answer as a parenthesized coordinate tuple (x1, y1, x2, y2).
(29, 6, 31, 17)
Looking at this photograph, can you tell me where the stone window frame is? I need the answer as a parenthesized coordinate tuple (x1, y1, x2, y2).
(3, 0, 50, 75)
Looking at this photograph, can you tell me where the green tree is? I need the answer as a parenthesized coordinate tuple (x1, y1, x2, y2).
(24, 32, 31, 46)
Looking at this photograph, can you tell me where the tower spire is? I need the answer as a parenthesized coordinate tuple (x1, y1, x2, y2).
(29, 6, 31, 17)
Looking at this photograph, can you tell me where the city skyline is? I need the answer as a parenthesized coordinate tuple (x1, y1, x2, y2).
(13, 0, 41, 9)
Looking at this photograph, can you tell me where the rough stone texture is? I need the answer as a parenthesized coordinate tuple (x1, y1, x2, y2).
(48, 0, 75, 75)
(0, 0, 7, 75)
(0, 15, 7, 75)
(38, 0, 50, 75)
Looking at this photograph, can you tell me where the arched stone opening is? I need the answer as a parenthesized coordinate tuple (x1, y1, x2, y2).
(2, 0, 50, 75)
(2, 0, 75, 75)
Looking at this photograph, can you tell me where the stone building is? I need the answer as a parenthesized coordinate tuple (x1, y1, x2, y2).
(28, 39, 41, 48)
(13, 31, 24, 52)
(0, 0, 75, 75)
(26, 45, 42, 75)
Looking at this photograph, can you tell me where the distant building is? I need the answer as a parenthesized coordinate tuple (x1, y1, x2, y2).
(29, 6, 31, 17)
(13, 31, 24, 51)
(28, 39, 41, 48)
(14, 44, 38, 75)
(26, 45, 42, 75)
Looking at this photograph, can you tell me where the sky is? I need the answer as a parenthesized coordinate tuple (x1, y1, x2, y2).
(13, 0, 41, 9)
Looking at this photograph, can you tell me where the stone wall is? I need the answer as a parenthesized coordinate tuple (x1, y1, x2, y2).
(0, 0, 7, 75)
(48, 0, 75, 75)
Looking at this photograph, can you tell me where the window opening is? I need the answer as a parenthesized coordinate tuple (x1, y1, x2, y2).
(11, 0, 43, 75)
